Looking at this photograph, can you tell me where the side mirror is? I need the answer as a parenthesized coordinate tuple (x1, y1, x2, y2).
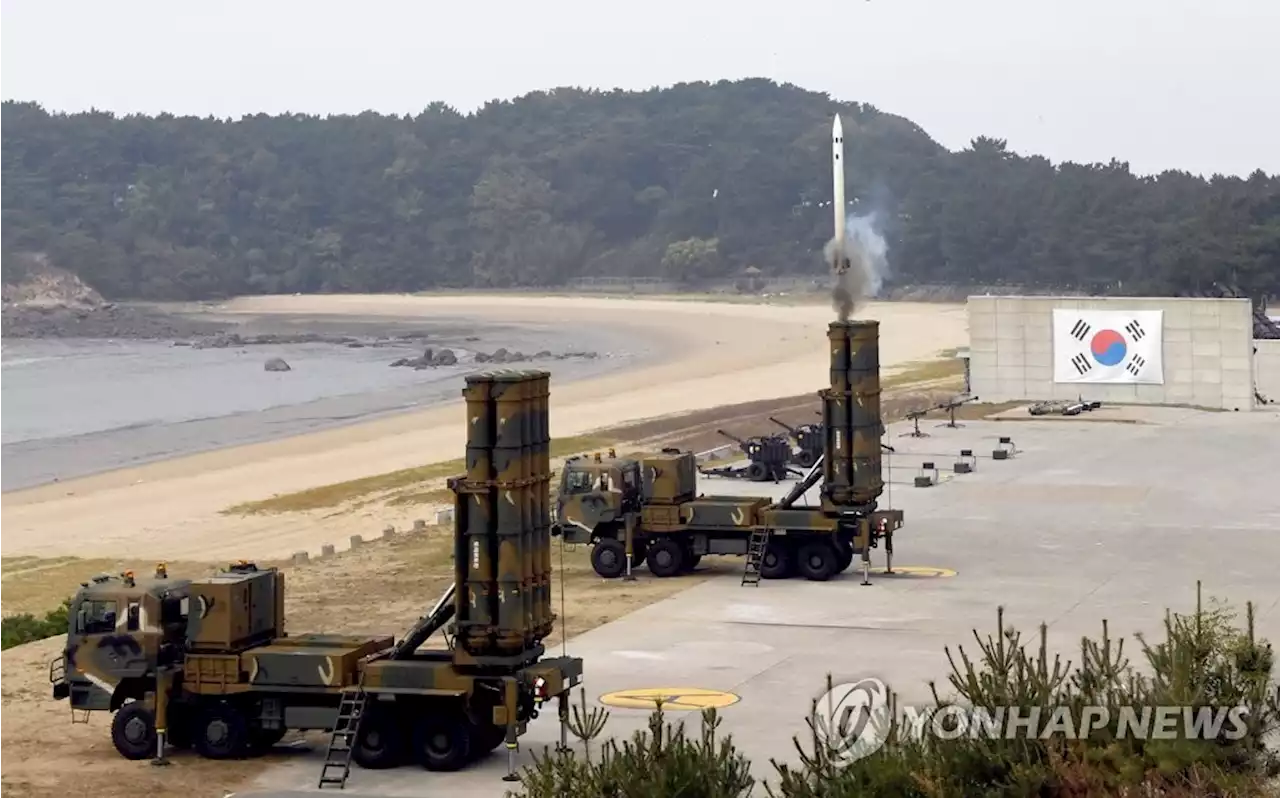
(76, 609, 87, 633)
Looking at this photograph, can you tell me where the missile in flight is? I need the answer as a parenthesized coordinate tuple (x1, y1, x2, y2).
(831, 114, 850, 275)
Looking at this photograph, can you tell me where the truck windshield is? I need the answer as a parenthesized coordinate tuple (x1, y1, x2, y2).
(80, 600, 117, 634)
(566, 469, 595, 493)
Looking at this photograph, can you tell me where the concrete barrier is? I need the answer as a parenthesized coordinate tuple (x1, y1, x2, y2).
(292, 551, 310, 565)
(349, 534, 364, 549)
(321, 543, 336, 557)
(413, 519, 427, 533)
(435, 508, 454, 525)
(382, 525, 396, 539)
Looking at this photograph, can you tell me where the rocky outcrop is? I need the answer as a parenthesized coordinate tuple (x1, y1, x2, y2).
(473, 347, 599, 365)
(264, 357, 292, 372)
(390, 347, 458, 369)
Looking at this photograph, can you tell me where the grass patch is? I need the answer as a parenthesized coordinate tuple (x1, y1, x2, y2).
(224, 435, 613, 515)
(883, 354, 965, 387)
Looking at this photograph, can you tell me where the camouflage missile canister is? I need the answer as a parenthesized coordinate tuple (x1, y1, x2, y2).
(822, 320, 884, 508)
(458, 374, 497, 654)
(453, 370, 555, 659)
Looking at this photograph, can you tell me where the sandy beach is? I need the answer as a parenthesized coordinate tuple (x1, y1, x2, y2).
(0, 294, 966, 561)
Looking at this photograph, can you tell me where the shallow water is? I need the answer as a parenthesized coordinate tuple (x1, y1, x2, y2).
(1, 320, 644, 491)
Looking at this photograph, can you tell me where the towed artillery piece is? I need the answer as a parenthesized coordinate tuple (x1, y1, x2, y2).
(697, 429, 798, 482)
(769, 417, 824, 469)
(1029, 398, 1103, 416)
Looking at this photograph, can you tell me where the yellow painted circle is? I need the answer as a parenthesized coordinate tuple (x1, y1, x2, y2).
(599, 687, 741, 710)
(868, 565, 957, 578)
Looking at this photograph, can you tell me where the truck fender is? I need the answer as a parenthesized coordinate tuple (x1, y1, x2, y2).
(109, 677, 150, 711)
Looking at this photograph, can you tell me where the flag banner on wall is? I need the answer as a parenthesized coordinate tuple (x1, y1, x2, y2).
(1052, 309, 1164, 384)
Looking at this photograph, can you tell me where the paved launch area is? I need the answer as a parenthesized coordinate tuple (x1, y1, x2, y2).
(243, 405, 1280, 797)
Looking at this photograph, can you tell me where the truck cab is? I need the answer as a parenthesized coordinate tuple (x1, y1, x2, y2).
(553, 450, 642, 539)
(51, 567, 191, 711)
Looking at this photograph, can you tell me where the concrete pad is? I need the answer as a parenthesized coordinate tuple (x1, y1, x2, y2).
(243, 408, 1280, 797)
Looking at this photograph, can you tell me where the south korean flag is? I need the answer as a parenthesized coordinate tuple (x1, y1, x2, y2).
(1052, 309, 1164, 384)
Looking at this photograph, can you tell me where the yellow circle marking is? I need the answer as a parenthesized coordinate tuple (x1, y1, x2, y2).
(869, 565, 957, 578)
(599, 687, 740, 710)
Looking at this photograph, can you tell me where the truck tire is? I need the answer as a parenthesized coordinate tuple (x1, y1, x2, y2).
(796, 449, 817, 469)
(835, 542, 855, 573)
(414, 713, 472, 771)
(797, 540, 839, 582)
(760, 539, 793, 579)
(646, 538, 686, 578)
(195, 703, 250, 759)
(746, 462, 768, 481)
(590, 538, 626, 579)
(111, 701, 157, 760)
(682, 553, 702, 572)
(354, 707, 404, 769)
(470, 723, 506, 758)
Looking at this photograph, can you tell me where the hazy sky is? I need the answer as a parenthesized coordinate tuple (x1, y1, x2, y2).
(2, 0, 1276, 178)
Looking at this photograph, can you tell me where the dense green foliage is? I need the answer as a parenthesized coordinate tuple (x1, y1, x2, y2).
(3, 80, 1277, 301)
(514, 587, 1278, 798)
(1, 599, 70, 650)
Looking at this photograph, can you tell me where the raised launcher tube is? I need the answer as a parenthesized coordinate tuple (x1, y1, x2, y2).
(821, 320, 884, 512)
(453, 370, 555, 663)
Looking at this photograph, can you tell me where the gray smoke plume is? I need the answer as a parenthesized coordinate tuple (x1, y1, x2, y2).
(824, 212, 890, 322)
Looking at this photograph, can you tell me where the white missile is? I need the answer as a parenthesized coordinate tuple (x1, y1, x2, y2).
(831, 114, 849, 274)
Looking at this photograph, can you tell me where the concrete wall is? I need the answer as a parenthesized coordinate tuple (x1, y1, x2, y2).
(1256, 339, 1280, 405)
(968, 296, 1256, 411)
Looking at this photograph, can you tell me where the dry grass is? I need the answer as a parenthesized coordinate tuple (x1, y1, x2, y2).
(0, 556, 252, 619)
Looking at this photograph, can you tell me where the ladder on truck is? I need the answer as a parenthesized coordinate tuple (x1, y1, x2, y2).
(317, 675, 369, 789)
(742, 528, 772, 586)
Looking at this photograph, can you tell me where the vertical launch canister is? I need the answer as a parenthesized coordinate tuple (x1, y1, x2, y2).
(821, 320, 884, 509)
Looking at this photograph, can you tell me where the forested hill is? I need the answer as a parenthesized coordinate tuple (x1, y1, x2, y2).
(2, 79, 1277, 301)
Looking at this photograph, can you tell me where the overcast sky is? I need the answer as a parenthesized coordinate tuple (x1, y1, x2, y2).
(2, 0, 1276, 178)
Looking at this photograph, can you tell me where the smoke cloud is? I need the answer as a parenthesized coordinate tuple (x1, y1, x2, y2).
(824, 212, 890, 322)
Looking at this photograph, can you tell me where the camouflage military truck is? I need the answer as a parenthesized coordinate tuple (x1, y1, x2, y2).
(50, 370, 585, 786)
(553, 320, 904, 584)
(552, 447, 901, 582)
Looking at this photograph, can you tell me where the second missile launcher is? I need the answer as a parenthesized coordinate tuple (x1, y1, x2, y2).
(555, 320, 902, 584)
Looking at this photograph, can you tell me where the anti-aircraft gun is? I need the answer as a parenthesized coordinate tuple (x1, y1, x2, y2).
(50, 370, 584, 787)
(769, 417, 824, 469)
(698, 429, 797, 482)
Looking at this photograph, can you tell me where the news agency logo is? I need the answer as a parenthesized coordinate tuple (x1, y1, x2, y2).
(812, 678, 1252, 767)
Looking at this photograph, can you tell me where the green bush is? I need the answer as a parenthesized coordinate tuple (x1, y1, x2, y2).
(513, 584, 1279, 798)
(1, 599, 70, 650)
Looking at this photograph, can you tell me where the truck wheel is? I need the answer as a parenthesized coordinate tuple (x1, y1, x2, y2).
(796, 450, 817, 469)
(414, 714, 472, 771)
(354, 708, 404, 769)
(646, 539, 686, 578)
(682, 553, 702, 572)
(746, 462, 768, 481)
(760, 540, 793, 579)
(195, 704, 249, 759)
(111, 701, 157, 760)
(590, 538, 626, 579)
(797, 540, 839, 582)
(835, 542, 855, 573)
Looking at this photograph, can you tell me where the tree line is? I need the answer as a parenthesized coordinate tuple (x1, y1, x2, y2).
(2, 79, 1276, 301)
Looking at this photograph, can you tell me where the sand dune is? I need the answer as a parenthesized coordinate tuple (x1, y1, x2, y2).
(1, 294, 966, 560)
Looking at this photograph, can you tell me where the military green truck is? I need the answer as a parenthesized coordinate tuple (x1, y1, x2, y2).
(50, 370, 585, 787)
(553, 320, 904, 585)
(552, 447, 902, 582)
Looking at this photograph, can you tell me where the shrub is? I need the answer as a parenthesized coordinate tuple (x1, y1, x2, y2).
(513, 584, 1279, 798)
(1, 599, 70, 650)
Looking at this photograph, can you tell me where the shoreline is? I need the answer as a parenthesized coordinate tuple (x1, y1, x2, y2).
(0, 294, 967, 560)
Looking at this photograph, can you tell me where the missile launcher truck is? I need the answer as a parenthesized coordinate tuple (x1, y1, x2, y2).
(50, 370, 584, 787)
(554, 321, 903, 584)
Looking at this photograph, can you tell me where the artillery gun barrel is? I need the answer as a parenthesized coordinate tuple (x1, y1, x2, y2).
(717, 429, 747, 445)
(769, 417, 799, 436)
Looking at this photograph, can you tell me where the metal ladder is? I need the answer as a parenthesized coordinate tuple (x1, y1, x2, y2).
(742, 528, 771, 586)
(317, 680, 368, 789)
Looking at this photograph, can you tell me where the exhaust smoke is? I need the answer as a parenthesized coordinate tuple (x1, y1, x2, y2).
(825, 212, 890, 322)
